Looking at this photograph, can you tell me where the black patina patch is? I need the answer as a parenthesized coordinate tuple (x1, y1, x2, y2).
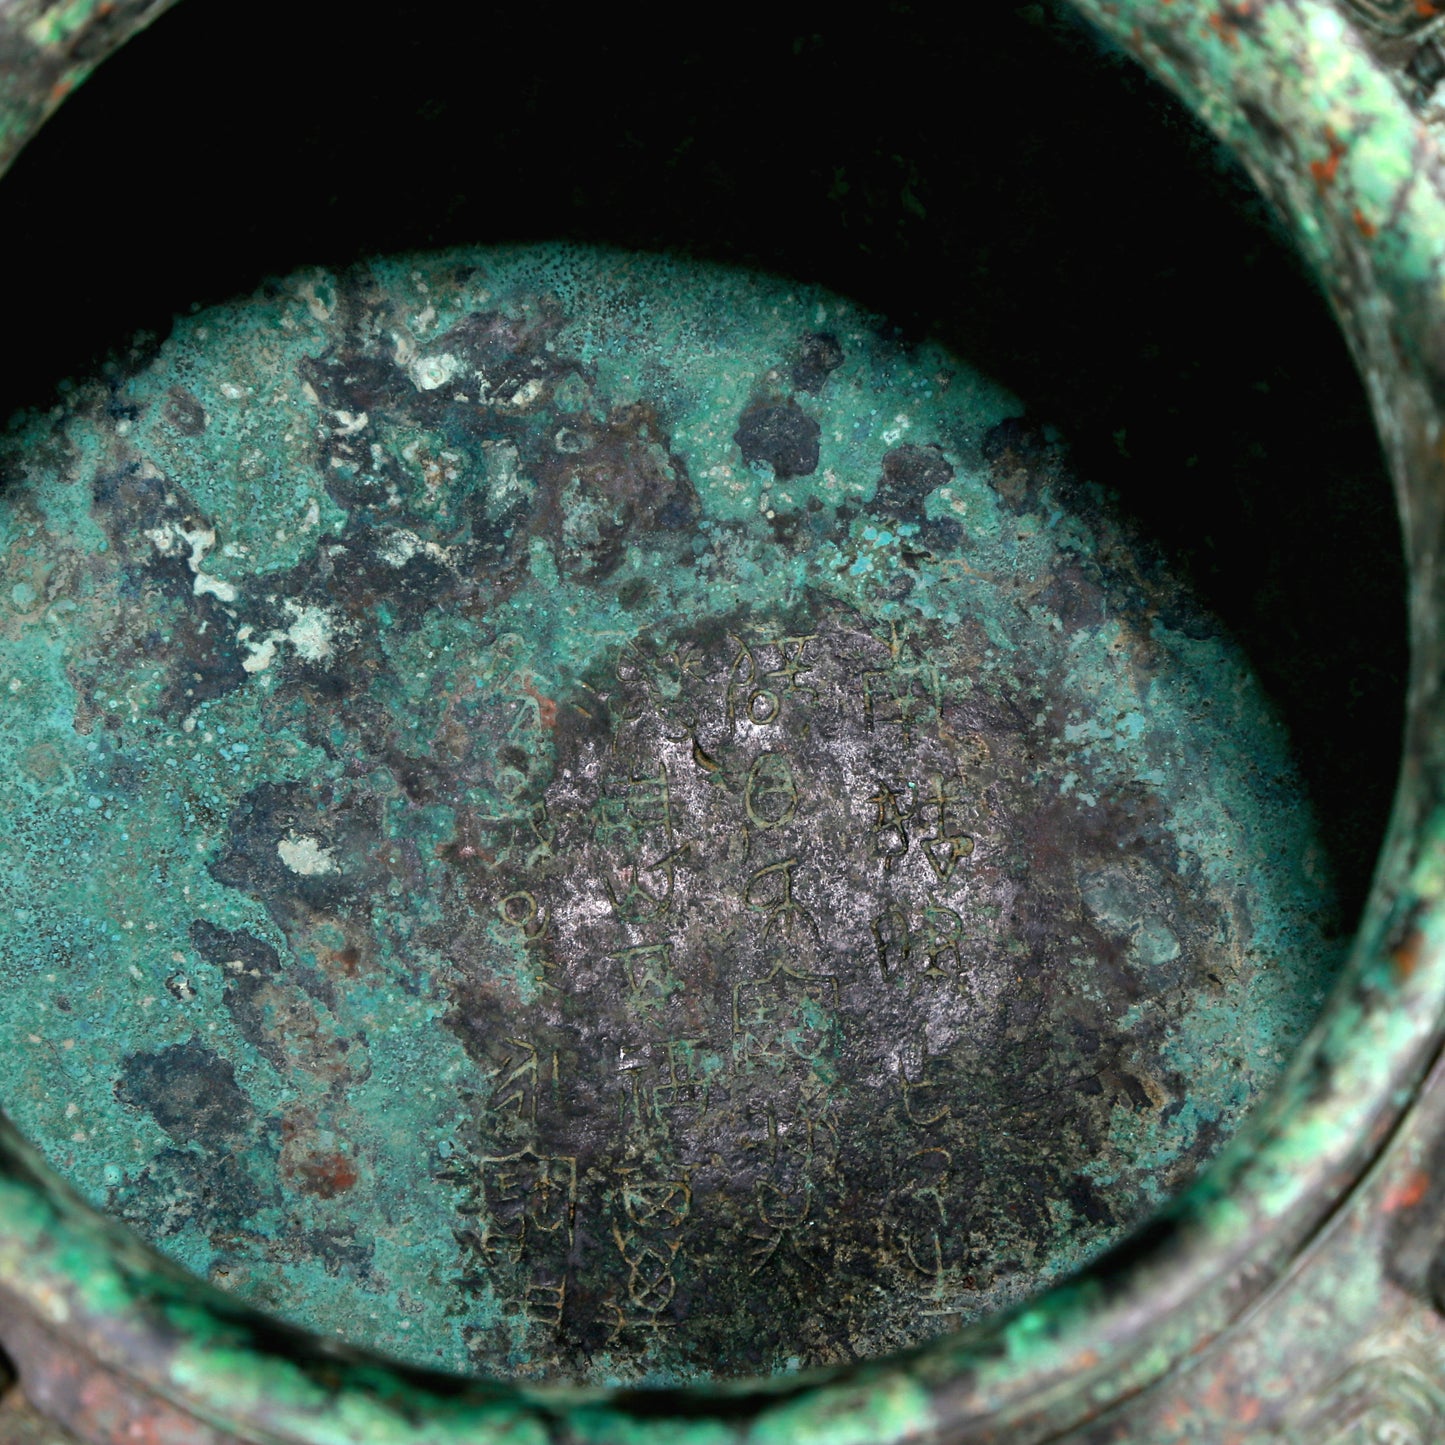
(164, 385, 207, 436)
(108, 1144, 279, 1239)
(873, 443, 956, 524)
(791, 332, 845, 394)
(115, 1041, 254, 1147)
(734, 399, 822, 479)
(207, 781, 384, 922)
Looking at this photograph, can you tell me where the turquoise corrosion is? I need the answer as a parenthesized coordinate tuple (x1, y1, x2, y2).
(0, 245, 1340, 1383)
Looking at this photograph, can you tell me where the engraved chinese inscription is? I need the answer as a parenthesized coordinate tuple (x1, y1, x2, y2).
(442, 599, 1239, 1379)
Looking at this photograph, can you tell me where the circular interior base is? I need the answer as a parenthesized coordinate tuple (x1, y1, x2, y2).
(0, 247, 1340, 1383)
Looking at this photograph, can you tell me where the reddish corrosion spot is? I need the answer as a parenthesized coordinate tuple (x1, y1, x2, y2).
(293, 1150, 359, 1198)
(1384, 1168, 1430, 1213)
(1208, 2, 1257, 46)
(321, 943, 362, 978)
(1353, 207, 1378, 239)
(522, 675, 558, 729)
(279, 1107, 358, 1196)
(1202, 1371, 1249, 1419)
(1417, 0, 1440, 16)
(76, 1373, 183, 1445)
(1393, 928, 1425, 981)
(1311, 130, 1347, 191)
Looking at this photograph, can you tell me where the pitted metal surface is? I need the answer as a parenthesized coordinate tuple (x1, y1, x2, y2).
(0, 247, 1341, 1384)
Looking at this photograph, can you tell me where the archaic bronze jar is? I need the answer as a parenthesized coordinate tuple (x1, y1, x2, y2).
(2, 1, 1445, 1441)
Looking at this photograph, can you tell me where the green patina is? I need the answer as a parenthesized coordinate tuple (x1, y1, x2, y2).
(0, 0, 1441, 1440)
(0, 244, 1340, 1384)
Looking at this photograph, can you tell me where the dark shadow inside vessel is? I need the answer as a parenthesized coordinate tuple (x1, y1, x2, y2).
(0, 0, 1405, 929)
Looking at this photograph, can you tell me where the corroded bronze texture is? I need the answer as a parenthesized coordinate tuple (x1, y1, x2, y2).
(0, 251, 1335, 1382)
(0, 2, 1443, 1444)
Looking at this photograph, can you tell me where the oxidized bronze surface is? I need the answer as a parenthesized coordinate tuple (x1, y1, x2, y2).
(0, 248, 1337, 1381)
(1, 1, 1443, 1443)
